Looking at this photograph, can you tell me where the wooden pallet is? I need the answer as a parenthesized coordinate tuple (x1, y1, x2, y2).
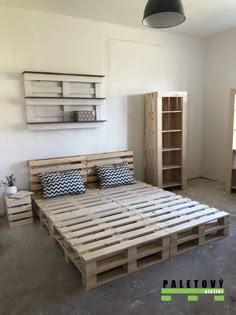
(101, 185, 229, 256)
(34, 182, 229, 289)
(35, 189, 170, 288)
(28, 151, 229, 289)
(35, 190, 101, 228)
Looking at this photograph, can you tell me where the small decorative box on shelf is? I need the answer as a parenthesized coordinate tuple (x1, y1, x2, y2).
(4, 193, 33, 228)
(73, 110, 96, 121)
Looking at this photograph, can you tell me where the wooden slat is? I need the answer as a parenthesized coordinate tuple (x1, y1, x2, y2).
(86, 151, 133, 161)
(81, 229, 169, 263)
(25, 98, 105, 106)
(7, 204, 32, 215)
(23, 73, 104, 83)
(4, 195, 31, 207)
(166, 211, 229, 234)
(8, 211, 33, 222)
(29, 155, 86, 167)
(9, 217, 33, 228)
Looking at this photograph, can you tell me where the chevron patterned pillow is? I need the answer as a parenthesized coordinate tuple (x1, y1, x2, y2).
(96, 161, 135, 189)
(39, 170, 86, 199)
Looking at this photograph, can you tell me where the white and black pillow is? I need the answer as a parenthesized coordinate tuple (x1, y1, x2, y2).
(39, 170, 85, 199)
(96, 161, 135, 189)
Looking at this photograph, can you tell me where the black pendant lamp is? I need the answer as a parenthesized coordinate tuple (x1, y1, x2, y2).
(143, 0, 186, 29)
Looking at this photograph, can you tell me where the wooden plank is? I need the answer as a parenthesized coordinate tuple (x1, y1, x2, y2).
(127, 197, 191, 214)
(86, 151, 133, 161)
(146, 206, 217, 226)
(63, 81, 95, 98)
(9, 217, 33, 228)
(166, 211, 229, 234)
(87, 157, 133, 168)
(98, 181, 150, 193)
(8, 211, 33, 222)
(30, 164, 87, 175)
(81, 229, 169, 263)
(5, 195, 31, 208)
(7, 204, 32, 215)
(27, 122, 106, 130)
(100, 187, 164, 201)
(29, 155, 86, 167)
(25, 98, 105, 106)
(126, 195, 184, 210)
(23, 72, 104, 83)
(56, 207, 127, 230)
(117, 191, 175, 206)
(49, 202, 119, 223)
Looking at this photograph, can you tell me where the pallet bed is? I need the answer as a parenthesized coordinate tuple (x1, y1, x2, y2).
(28, 151, 229, 289)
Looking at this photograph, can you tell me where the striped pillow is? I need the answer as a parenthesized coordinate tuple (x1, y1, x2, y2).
(96, 162, 135, 189)
(39, 170, 85, 199)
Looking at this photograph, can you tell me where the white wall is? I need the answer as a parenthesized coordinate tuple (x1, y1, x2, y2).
(202, 28, 236, 182)
(0, 7, 206, 215)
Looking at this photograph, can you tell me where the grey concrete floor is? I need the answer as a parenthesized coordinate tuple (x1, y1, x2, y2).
(0, 178, 236, 315)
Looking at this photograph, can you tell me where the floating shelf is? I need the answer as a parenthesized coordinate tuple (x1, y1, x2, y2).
(23, 71, 106, 129)
(27, 121, 106, 131)
(25, 97, 106, 100)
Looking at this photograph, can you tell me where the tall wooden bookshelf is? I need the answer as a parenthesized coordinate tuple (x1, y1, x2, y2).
(144, 91, 187, 189)
(226, 89, 236, 193)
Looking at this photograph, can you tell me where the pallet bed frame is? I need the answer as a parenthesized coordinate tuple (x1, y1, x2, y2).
(29, 151, 229, 289)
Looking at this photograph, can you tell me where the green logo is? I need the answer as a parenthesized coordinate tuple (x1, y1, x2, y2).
(161, 280, 224, 302)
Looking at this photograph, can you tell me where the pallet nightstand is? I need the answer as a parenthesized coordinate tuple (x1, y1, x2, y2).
(4, 194, 33, 228)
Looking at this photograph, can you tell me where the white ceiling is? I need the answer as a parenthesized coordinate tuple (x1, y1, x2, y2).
(1, 0, 236, 37)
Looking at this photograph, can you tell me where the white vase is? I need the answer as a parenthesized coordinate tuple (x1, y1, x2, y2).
(6, 186, 17, 195)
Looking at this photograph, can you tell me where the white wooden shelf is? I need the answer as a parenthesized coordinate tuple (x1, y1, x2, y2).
(23, 71, 106, 129)
(27, 121, 106, 130)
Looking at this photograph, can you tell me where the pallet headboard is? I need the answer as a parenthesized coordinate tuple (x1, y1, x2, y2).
(28, 150, 134, 195)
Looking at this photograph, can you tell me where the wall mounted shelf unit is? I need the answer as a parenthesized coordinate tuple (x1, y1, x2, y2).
(144, 91, 187, 190)
(23, 71, 106, 130)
